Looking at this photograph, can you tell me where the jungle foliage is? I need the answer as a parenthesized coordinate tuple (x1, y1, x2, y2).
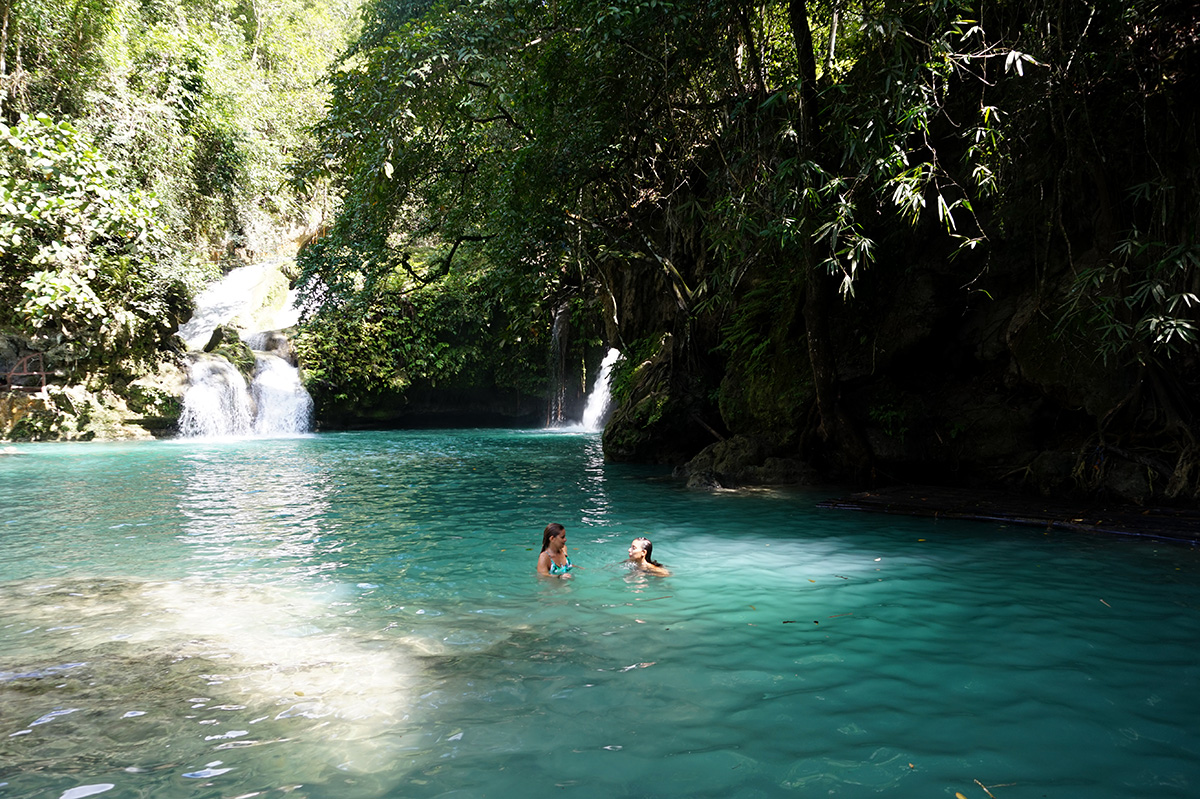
(293, 245, 553, 412)
(0, 113, 181, 370)
(2, 0, 359, 258)
(297, 0, 1021, 445)
(0, 0, 359, 376)
(6, 0, 1196, 498)
(300, 0, 1199, 495)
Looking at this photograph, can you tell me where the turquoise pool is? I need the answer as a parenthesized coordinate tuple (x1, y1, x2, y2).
(1, 430, 1197, 798)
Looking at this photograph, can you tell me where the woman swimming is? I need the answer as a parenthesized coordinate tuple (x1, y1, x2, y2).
(537, 522, 574, 578)
(627, 537, 670, 575)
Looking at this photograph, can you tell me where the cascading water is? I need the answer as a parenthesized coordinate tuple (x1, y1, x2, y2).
(579, 348, 621, 431)
(250, 353, 313, 435)
(177, 356, 254, 438)
(177, 261, 313, 438)
(546, 303, 570, 426)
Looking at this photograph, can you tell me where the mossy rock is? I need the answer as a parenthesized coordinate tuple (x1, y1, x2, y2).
(603, 333, 718, 464)
(1007, 292, 1133, 420)
(717, 340, 813, 446)
(677, 434, 818, 488)
(126, 383, 182, 418)
(1, 384, 161, 442)
(203, 326, 256, 383)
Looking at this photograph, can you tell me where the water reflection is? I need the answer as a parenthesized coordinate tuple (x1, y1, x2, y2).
(578, 434, 612, 529)
(176, 441, 333, 576)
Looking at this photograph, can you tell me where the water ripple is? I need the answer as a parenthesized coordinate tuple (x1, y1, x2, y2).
(1, 432, 1198, 799)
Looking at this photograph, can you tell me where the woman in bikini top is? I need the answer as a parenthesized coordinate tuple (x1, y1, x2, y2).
(537, 522, 573, 578)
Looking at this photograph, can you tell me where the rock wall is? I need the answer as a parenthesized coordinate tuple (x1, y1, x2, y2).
(603, 238, 1198, 505)
(0, 335, 190, 442)
(0, 384, 166, 441)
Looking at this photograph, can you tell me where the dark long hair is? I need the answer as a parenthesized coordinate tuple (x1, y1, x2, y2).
(632, 537, 663, 567)
(541, 522, 565, 552)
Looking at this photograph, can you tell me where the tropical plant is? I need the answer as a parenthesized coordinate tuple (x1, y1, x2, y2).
(0, 113, 178, 349)
(294, 251, 549, 412)
(295, 0, 1028, 465)
(2, 0, 361, 261)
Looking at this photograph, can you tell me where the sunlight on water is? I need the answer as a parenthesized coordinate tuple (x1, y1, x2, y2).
(1, 431, 1198, 799)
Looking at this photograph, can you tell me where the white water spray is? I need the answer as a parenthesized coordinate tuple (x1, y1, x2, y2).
(580, 348, 622, 431)
(178, 356, 254, 438)
(251, 353, 314, 435)
(177, 262, 313, 438)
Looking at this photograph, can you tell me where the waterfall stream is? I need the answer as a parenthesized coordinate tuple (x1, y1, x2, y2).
(545, 303, 570, 426)
(178, 262, 312, 438)
(249, 353, 314, 435)
(557, 347, 621, 432)
(177, 356, 254, 438)
(579, 347, 621, 431)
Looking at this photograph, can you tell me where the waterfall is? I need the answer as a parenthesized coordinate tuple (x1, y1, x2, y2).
(177, 262, 314, 438)
(579, 348, 622, 431)
(250, 353, 313, 435)
(179, 351, 312, 439)
(546, 303, 570, 426)
(177, 356, 254, 438)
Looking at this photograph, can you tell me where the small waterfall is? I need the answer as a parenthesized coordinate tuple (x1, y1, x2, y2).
(179, 349, 312, 439)
(546, 303, 570, 426)
(178, 356, 254, 438)
(580, 348, 622, 431)
(177, 262, 314, 438)
(250, 353, 313, 435)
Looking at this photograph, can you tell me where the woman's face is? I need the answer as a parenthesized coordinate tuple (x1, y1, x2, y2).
(628, 540, 646, 561)
(552, 531, 566, 550)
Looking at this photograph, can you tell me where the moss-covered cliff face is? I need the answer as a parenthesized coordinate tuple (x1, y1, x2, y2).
(603, 229, 1197, 505)
(587, 0, 1200, 507)
(602, 333, 714, 463)
(0, 354, 188, 441)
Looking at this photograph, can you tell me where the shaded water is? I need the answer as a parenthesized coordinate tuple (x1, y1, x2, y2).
(1, 430, 1197, 799)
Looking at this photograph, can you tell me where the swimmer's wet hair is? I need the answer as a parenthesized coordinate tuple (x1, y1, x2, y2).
(632, 537, 664, 568)
(541, 522, 566, 552)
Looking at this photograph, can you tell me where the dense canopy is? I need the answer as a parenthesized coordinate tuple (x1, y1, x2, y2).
(295, 0, 1199, 500)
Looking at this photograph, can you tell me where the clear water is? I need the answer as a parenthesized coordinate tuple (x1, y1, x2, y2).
(1, 430, 1197, 799)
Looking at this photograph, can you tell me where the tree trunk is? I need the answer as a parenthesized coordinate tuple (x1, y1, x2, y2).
(825, 2, 840, 75)
(789, 0, 871, 476)
(788, 0, 819, 143)
(0, 2, 9, 115)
